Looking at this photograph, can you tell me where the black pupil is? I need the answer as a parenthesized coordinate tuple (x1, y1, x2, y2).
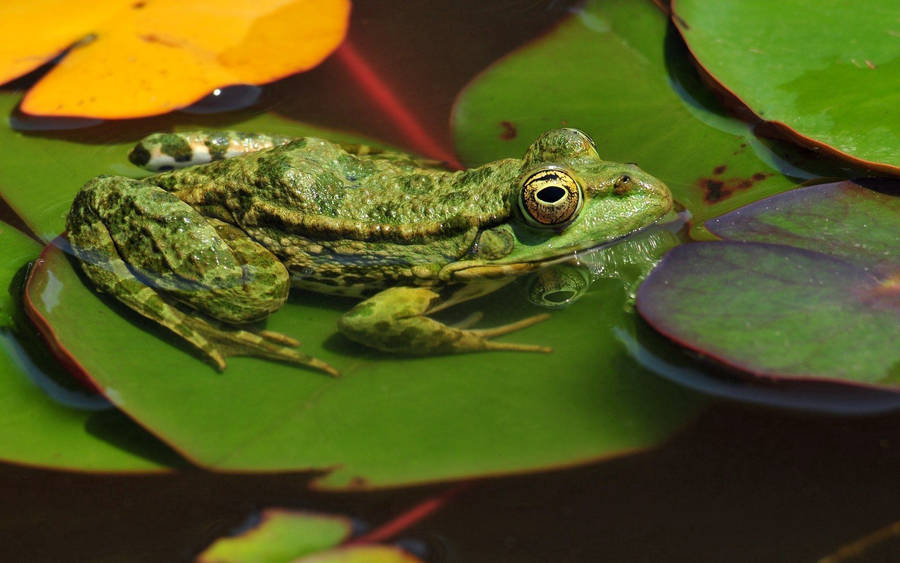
(536, 185, 566, 203)
(545, 290, 575, 303)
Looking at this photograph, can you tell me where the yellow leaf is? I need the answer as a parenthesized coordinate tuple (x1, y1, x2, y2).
(2, 0, 350, 118)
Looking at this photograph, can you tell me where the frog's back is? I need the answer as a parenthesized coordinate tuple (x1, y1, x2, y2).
(152, 138, 521, 243)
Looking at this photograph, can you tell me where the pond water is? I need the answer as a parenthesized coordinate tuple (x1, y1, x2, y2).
(0, 0, 898, 561)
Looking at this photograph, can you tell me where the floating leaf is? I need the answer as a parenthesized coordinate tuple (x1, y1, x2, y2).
(672, 0, 900, 173)
(0, 223, 177, 471)
(1, 0, 350, 119)
(295, 546, 422, 563)
(706, 180, 899, 275)
(198, 508, 423, 562)
(451, 0, 826, 234)
(198, 510, 351, 563)
(25, 239, 703, 489)
(637, 181, 900, 391)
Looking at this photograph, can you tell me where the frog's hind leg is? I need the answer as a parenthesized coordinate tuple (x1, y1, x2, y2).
(128, 131, 295, 171)
(337, 286, 551, 355)
(66, 176, 338, 376)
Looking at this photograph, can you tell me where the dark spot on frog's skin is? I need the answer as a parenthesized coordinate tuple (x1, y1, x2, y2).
(698, 170, 773, 203)
(128, 143, 151, 166)
(206, 133, 230, 160)
(499, 121, 517, 140)
(158, 165, 174, 172)
(159, 134, 193, 161)
(713, 165, 727, 175)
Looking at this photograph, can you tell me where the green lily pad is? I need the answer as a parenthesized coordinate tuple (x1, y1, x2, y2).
(0, 91, 374, 241)
(672, 0, 900, 172)
(637, 181, 900, 390)
(451, 0, 837, 235)
(198, 510, 351, 563)
(25, 237, 703, 488)
(198, 508, 424, 562)
(0, 223, 177, 471)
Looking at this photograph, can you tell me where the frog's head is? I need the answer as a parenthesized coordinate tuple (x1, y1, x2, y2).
(443, 128, 672, 281)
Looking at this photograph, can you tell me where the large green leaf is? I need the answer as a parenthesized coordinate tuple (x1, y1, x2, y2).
(637, 181, 900, 390)
(26, 238, 703, 488)
(0, 223, 176, 470)
(451, 0, 845, 235)
(0, 92, 372, 241)
(672, 0, 900, 172)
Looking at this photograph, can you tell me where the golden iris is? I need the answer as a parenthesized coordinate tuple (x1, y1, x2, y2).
(519, 169, 582, 227)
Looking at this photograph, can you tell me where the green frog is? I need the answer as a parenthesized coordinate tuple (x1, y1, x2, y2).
(66, 128, 672, 376)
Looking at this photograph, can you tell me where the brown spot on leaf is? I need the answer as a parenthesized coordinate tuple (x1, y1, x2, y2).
(348, 476, 368, 488)
(132, 1, 146, 8)
(713, 165, 727, 175)
(698, 170, 773, 203)
(139, 34, 181, 48)
(499, 120, 517, 140)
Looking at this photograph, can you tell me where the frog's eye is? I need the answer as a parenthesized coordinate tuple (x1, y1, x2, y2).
(519, 169, 582, 227)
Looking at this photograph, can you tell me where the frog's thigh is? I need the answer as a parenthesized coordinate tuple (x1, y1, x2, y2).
(68, 176, 289, 324)
(337, 287, 550, 355)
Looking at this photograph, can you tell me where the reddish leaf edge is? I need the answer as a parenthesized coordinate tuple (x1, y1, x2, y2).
(670, 0, 900, 177)
(636, 241, 900, 393)
(23, 236, 102, 393)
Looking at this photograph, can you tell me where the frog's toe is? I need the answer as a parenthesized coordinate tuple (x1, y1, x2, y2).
(259, 329, 301, 347)
(469, 313, 551, 338)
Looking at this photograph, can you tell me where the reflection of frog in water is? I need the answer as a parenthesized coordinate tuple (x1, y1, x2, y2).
(66, 128, 672, 376)
(525, 225, 683, 310)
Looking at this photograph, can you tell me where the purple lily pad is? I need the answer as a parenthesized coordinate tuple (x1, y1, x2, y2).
(637, 180, 900, 391)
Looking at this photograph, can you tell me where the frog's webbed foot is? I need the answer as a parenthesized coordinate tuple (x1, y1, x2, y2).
(178, 314, 339, 377)
(337, 287, 552, 355)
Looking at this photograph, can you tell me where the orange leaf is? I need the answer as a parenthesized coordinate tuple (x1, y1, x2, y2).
(4, 0, 350, 119)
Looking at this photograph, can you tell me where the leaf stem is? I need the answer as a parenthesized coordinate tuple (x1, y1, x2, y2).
(346, 484, 469, 545)
(335, 42, 462, 169)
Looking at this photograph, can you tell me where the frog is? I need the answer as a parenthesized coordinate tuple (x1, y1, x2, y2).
(66, 128, 673, 377)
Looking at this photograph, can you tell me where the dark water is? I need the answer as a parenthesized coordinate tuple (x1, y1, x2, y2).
(1, 1, 898, 561)
(1, 404, 897, 562)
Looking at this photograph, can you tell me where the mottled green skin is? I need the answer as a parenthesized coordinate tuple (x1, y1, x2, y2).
(66, 128, 672, 375)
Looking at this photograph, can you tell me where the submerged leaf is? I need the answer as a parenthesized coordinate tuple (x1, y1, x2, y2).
(637, 181, 900, 391)
(2, 0, 350, 118)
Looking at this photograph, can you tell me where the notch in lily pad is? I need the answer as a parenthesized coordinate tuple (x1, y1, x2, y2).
(636, 180, 900, 393)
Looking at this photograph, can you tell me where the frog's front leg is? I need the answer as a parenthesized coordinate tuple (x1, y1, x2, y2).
(67, 176, 338, 376)
(337, 287, 551, 355)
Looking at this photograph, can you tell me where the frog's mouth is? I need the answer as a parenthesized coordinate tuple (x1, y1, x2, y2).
(440, 207, 687, 282)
